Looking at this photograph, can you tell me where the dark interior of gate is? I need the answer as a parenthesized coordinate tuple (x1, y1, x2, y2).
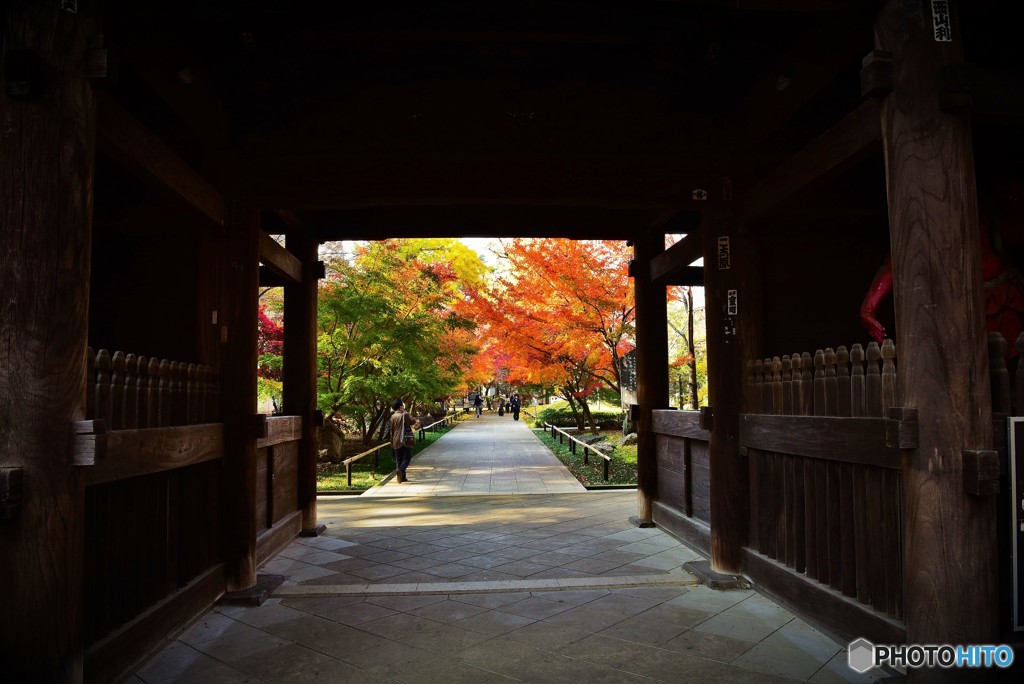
(31, 0, 1024, 679)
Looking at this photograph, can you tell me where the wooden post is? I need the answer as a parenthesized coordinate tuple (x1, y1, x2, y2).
(704, 206, 762, 574)
(632, 230, 669, 525)
(875, 0, 997, 660)
(283, 225, 324, 536)
(0, 4, 95, 680)
(220, 203, 260, 591)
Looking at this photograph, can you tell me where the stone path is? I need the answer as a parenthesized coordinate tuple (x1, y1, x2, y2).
(131, 493, 898, 683)
(362, 413, 584, 496)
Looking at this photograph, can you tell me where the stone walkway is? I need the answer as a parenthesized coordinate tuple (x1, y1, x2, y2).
(362, 413, 584, 496)
(131, 492, 897, 683)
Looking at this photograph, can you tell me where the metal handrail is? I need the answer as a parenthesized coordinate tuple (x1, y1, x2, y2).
(542, 422, 612, 481)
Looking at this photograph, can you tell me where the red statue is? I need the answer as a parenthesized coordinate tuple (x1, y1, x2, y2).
(860, 182, 1024, 354)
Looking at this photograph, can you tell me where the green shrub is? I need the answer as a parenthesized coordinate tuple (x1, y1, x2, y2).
(536, 406, 624, 430)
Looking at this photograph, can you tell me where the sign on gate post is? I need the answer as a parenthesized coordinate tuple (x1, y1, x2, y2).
(1008, 418, 1024, 631)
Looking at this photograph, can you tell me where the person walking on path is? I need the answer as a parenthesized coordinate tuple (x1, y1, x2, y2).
(474, 393, 483, 417)
(389, 398, 419, 483)
(510, 393, 521, 421)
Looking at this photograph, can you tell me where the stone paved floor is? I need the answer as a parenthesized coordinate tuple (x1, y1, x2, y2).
(362, 413, 584, 496)
(130, 493, 899, 683)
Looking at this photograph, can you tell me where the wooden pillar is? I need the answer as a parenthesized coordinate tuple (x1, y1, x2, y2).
(0, 4, 95, 681)
(704, 205, 762, 574)
(875, 0, 997, 659)
(632, 230, 670, 525)
(283, 226, 323, 536)
(220, 203, 260, 591)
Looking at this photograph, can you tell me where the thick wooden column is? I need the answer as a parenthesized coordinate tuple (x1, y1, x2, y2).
(633, 230, 670, 525)
(876, 0, 997, 659)
(220, 204, 260, 591)
(704, 207, 761, 574)
(283, 226, 323, 536)
(0, 4, 95, 681)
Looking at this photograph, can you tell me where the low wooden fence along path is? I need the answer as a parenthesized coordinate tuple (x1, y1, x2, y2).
(341, 412, 462, 486)
(541, 423, 612, 482)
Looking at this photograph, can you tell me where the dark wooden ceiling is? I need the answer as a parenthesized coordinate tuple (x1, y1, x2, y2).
(95, 0, 1020, 240)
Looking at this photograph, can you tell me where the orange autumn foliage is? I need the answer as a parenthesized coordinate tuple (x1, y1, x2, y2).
(463, 239, 634, 399)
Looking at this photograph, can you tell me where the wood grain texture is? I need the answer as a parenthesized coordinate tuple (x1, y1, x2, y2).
(255, 416, 303, 448)
(704, 209, 762, 573)
(739, 415, 902, 469)
(85, 424, 224, 486)
(0, 4, 95, 680)
(650, 232, 703, 284)
(271, 441, 300, 525)
(258, 231, 303, 285)
(653, 409, 710, 440)
(876, 0, 997, 650)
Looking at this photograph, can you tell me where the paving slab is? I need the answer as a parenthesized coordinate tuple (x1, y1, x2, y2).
(133, 429, 904, 683)
(362, 413, 585, 496)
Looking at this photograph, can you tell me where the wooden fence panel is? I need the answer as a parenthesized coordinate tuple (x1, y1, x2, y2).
(86, 349, 218, 427)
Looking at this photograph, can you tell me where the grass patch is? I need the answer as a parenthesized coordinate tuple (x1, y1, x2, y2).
(533, 428, 637, 486)
(316, 418, 461, 492)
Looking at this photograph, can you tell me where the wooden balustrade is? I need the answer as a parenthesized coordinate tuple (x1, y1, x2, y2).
(87, 348, 219, 429)
(742, 338, 904, 628)
(747, 340, 897, 417)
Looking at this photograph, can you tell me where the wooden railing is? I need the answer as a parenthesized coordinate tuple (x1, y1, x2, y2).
(747, 339, 897, 417)
(742, 338, 905, 630)
(80, 349, 222, 652)
(87, 348, 219, 428)
(339, 412, 461, 486)
(542, 423, 612, 481)
(341, 443, 391, 487)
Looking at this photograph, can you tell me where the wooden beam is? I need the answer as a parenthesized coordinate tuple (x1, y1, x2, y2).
(653, 410, 710, 441)
(653, 501, 712, 557)
(739, 416, 901, 469)
(742, 550, 906, 645)
(739, 99, 881, 224)
(258, 231, 303, 285)
(661, 267, 705, 287)
(310, 205, 648, 241)
(255, 416, 303, 449)
(85, 424, 224, 486)
(650, 232, 704, 285)
(96, 89, 225, 227)
(256, 510, 303, 567)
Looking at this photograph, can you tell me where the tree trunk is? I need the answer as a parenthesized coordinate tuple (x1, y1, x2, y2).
(687, 287, 699, 408)
(563, 390, 584, 430)
(580, 399, 597, 434)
